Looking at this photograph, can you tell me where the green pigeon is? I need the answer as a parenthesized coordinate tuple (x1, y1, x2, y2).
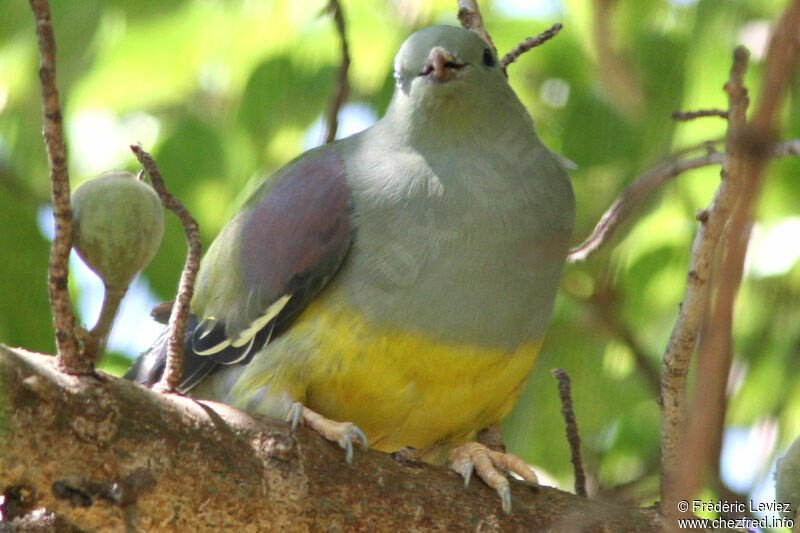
(127, 24, 575, 513)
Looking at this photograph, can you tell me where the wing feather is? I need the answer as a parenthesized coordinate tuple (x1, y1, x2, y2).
(126, 146, 353, 390)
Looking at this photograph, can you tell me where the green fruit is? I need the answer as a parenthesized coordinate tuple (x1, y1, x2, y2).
(776, 434, 800, 519)
(72, 171, 164, 289)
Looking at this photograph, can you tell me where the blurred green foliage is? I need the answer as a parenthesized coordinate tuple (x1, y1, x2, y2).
(2, 0, 798, 516)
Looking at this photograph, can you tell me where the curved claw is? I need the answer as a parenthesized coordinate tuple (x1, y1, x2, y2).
(450, 446, 474, 488)
(460, 462, 474, 488)
(499, 484, 512, 515)
(449, 442, 538, 515)
(338, 424, 368, 464)
(353, 426, 368, 448)
(344, 436, 353, 464)
(289, 403, 368, 464)
(286, 402, 303, 433)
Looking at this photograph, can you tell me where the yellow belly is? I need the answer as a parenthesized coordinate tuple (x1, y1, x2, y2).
(233, 294, 543, 461)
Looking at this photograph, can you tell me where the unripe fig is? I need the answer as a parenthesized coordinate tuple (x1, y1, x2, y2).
(72, 171, 164, 290)
(776, 434, 800, 519)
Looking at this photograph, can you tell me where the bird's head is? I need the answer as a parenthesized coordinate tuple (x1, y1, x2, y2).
(391, 25, 503, 110)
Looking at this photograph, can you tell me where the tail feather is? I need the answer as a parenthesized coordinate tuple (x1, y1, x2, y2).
(124, 314, 218, 391)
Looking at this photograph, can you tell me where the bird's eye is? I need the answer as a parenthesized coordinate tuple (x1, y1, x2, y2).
(482, 48, 496, 68)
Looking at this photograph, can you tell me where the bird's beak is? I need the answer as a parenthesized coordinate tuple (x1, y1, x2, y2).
(420, 46, 465, 82)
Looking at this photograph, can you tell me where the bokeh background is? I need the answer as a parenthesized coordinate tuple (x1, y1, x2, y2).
(2, 0, 798, 528)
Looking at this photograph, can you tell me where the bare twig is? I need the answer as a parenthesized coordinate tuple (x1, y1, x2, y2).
(131, 145, 201, 393)
(675, 0, 800, 508)
(568, 138, 800, 263)
(673, 233, 740, 502)
(659, 46, 750, 516)
(457, 0, 495, 52)
(568, 149, 723, 263)
(500, 23, 562, 73)
(322, 0, 349, 144)
(28, 0, 83, 372)
(670, 109, 729, 121)
(552, 369, 587, 498)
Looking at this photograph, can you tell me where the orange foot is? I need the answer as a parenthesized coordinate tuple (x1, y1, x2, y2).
(287, 403, 368, 464)
(450, 442, 539, 514)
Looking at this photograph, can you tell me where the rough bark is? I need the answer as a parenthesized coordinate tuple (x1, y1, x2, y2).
(0, 345, 663, 532)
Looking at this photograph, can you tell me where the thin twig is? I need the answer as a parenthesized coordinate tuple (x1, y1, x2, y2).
(457, 0, 495, 52)
(500, 23, 562, 73)
(568, 149, 723, 263)
(670, 109, 728, 121)
(131, 145, 201, 393)
(659, 46, 750, 516)
(552, 368, 587, 498)
(322, 0, 349, 144)
(28, 0, 83, 372)
(568, 138, 800, 263)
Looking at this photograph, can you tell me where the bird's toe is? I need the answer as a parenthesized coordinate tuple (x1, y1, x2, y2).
(288, 403, 368, 464)
(449, 441, 539, 514)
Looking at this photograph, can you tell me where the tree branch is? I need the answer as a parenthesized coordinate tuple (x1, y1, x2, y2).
(670, 109, 728, 121)
(552, 369, 587, 498)
(0, 347, 665, 531)
(500, 23, 562, 74)
(131, 146, 201, 393)
(569, 148, 723, 263)
(457, 0, 496, 52)
(28, 0, 82, 373)
(675, 0, 800, 506)
(322, 0, 349, 145)
(659, 46, 750, 519)
(568, 138, 800, 263)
